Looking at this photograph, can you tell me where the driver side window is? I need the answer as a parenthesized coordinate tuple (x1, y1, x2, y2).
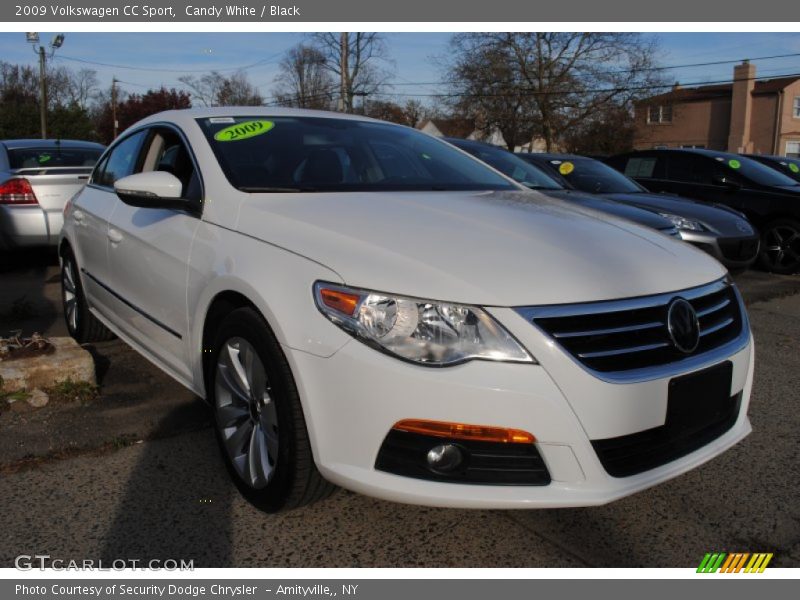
(137, 127, 202, 202)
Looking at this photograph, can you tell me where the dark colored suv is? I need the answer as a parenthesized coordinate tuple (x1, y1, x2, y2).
(745, 154, 800, 184)
(607, 149, 800, 274)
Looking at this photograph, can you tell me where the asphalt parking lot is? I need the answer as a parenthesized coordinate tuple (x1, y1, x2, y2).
(0, 250, 798, 568)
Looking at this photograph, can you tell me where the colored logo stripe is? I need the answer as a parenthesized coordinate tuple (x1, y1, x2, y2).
(697, 552, 773, 573)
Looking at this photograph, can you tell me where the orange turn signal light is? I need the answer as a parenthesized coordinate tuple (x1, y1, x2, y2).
(319, 288, 361, 317)
(392, 419, 535, 444)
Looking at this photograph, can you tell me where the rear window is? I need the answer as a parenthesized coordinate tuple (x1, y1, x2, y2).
(7, 147, 102, 169)
(197, 116, 517, 192)
(551, 158, 643, 194)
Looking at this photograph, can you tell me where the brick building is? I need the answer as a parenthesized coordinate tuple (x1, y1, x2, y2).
(634, 61, 800, 157)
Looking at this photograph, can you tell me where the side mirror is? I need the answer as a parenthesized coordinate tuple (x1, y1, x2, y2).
(114, 172, 187, 210)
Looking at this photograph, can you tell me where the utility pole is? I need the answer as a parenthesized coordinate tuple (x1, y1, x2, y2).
(26, 33, 65, 140)
(339, 32, 349, 113)
(36, 45, 47, 139)
(111, 77, 119, 139)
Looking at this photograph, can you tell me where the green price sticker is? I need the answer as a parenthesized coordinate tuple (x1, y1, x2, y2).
(214, 120, 274, 142)
(789, 163, 799, 173)
(728, 159, 741, 169)
(38, 154, 51, 163)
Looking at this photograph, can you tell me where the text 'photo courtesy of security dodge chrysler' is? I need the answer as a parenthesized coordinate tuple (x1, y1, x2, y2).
(59, 108, 755, 512)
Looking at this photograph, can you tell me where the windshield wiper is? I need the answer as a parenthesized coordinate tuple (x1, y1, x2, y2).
(238, 186, 319, 193)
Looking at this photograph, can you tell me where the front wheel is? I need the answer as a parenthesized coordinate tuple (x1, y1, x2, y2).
(209, 307, 335, 512)
(61, 249, 115, 342)
(759, 218, 800, 274)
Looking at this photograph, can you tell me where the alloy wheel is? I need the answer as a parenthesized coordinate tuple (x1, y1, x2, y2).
(214, 337, 280, 489)
(763, 224, 800, 272)
(62, 258, 79, 333)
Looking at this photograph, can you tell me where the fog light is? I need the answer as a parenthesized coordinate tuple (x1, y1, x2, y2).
(426, 444, 463, 472)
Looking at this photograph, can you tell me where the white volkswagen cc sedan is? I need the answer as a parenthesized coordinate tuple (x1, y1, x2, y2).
(60, 108, 754, 512)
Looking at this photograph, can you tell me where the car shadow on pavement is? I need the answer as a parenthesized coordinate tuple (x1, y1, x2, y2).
(98, 403, 236, 568)
(0, 248, 61, 338)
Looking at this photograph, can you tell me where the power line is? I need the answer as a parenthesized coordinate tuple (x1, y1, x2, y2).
(53, 53, 282, 74)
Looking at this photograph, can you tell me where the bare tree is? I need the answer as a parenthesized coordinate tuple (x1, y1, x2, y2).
(179, 70, 262, 107)
(273, 43, 334, 109)
(309, 32, 393, 113)
(446, 33, 664, 151)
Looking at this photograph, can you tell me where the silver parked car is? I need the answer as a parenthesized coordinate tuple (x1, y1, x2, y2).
(0, 139, 104, 249)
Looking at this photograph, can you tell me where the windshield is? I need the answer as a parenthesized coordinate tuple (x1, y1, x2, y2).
(198, 117, 518, 192)
(714, 154, 800, 187)
(550, 158, 643, 194)
(453, 143, 563, 190)
(8, 147, 102, 169)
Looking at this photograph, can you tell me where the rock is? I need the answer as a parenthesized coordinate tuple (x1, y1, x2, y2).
(0, 337, 95, 393)
(27, 388, 49, 408)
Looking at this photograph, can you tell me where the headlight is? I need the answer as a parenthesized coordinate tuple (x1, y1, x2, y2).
(313, 282, 535, 366)
(658, 212, 705, 232)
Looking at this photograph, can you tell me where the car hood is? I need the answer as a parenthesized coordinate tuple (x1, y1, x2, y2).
(601, 192, 756, 236)
(233, 189, 726, 306)
(538, 189, 675, 231)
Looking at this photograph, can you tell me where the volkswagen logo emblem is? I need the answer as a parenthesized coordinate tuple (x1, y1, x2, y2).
(667, 298, 700, 354)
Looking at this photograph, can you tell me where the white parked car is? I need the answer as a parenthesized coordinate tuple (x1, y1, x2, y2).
(60, 108, 754, 512)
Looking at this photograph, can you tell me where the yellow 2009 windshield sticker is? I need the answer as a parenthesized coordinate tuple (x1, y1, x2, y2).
(214, 120, 274, 142)
(559, 161, 575, 175)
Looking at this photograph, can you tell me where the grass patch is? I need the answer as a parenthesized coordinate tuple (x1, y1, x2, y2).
(45, 379, 98, 405)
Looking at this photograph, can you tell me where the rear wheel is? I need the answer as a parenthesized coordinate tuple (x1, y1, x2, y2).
(209, 307, 335, 512)
(61, 249, 115, 342)
(759, 219, 800, 274)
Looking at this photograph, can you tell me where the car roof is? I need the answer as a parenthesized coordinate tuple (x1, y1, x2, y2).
(0, 139, 105, 150)
(132, 106, 387, 130)
(519, 153, 588, 161)
(745, 154, 798, 162)
(443, 137, 503, 149)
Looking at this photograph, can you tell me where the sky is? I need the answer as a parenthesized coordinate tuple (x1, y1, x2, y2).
(0, 32, 798, 105)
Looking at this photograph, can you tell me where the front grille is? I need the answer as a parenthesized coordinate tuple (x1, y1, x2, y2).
(718, 238, 759, 262)
(516, 279, 747, 380)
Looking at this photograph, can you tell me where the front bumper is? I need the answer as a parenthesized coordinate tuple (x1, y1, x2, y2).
(0, 205, 62, 249)
(680, 230, 759, 270)
(286, 307, 754, 509)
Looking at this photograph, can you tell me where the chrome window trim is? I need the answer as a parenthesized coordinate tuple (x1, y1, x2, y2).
(514, 278, 750, 384)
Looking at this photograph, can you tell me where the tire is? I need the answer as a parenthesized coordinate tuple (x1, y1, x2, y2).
(208, 307, 336, 512)
(758, 218, 800, 275)
(61, 249, 115, 343)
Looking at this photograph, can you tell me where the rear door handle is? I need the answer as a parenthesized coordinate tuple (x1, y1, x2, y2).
(107, 228, 123, 244)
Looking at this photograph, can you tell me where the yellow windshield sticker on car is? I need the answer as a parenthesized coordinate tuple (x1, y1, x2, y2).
(790, 163, 799, 173)
(559, 161, 575, 175)
(214, 120, 274, 142)
(728, 159, 741, 169)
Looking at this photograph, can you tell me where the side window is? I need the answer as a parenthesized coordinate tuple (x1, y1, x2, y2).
(96, 131, 147, 188)
(624, 155, 662, 179)
(139, 128, 201, 202)
(91, 154, 110, 185)
(665, 154, 703, 183)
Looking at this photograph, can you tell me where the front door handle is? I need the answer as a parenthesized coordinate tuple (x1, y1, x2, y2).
(108, 228, 123, 244)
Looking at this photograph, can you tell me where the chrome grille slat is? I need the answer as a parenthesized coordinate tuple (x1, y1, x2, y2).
(514, 278, 748, 383)
(700, 317, 734, 337)
(552, 320, 663, 339)
(696, 298, 731, 318)
(577, 342, 670, 359)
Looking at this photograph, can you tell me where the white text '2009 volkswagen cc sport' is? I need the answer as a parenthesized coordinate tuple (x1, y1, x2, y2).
(60, 108, 754, 512)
